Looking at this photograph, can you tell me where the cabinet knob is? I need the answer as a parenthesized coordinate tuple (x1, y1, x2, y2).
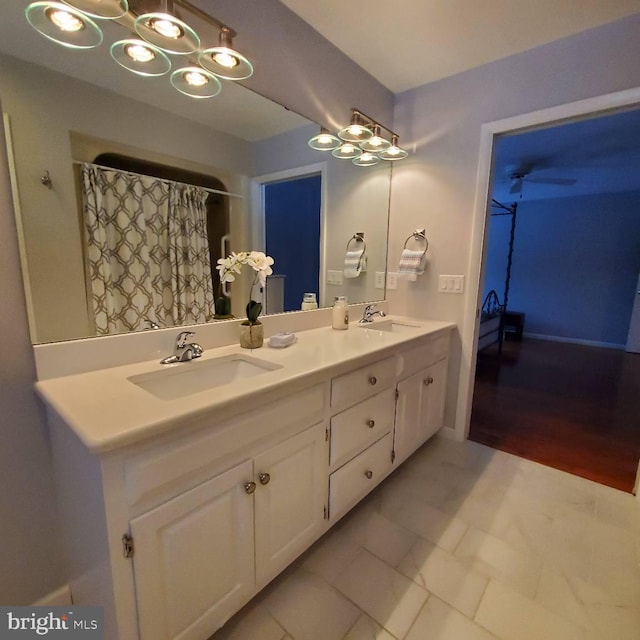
(243, 481, 256, 494)
(366, 419, 375, 429)
(364, 470, 373, 479)
(423, 376, 434, 386)
(368, 376, 377, 386)
(258, 472, 271, 485)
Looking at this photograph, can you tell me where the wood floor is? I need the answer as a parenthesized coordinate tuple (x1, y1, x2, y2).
(470, 337, 640, 492)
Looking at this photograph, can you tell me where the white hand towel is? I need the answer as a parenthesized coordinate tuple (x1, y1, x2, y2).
(398, 249, 426, 281)
(344, 249, 365, 278)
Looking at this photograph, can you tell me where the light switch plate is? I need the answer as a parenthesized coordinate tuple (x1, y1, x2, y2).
(438, 275, 464, 293)
(387, 272, 398, 290)
(374, 272, 385, 289)
(327, 270, 343, 285)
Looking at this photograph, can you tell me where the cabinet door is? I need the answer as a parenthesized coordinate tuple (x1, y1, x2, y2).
(254, 422, 328, 587)
(130, 460, 255, 640)
(394, 359, 448, 463)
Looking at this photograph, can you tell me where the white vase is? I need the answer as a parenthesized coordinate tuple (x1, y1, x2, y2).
(239, 322, 264, 349)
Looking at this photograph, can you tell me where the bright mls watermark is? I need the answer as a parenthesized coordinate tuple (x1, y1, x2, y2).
(0, 607, 103, 638)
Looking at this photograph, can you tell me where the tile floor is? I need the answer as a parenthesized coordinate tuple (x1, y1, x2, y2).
(211, 434, 640, 640)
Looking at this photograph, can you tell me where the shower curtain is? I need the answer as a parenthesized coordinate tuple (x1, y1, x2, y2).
(81, 163, 215, 335)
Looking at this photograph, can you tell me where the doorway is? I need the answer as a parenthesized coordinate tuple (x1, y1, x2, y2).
(456, 88, 640, 491)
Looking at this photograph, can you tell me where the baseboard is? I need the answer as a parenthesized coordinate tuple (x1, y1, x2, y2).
(33, 584, 72, 606)
(634, 459, 640, 499)
(524, 333, 625, 350)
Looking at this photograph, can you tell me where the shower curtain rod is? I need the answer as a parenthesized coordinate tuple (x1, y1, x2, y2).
(73, 161, 244, 199)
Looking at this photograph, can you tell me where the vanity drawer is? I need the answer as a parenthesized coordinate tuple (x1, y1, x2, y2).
(330, 388, 395, 469)
(329, 433, 393, 520)
(331, 356, 396, 409)
(399, 332, 449, 379)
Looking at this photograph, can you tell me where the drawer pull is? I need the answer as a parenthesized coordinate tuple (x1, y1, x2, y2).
(243, 481, 257, 494)
(368, 376, 377, 386)
(366, 419, 375, 429)
(364, 470, 373, 479)
(423, 376, 434, 386)
(258, 472, 271, 485)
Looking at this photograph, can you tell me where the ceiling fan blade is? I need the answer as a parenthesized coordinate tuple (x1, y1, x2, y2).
(509, 178, 523, 194)
(524, 176, 577, 186)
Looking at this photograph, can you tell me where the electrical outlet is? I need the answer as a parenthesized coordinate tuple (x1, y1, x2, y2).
(387, 272, 398, 290)
(374, 271, 385, 289)
(327, 270, 343, 285)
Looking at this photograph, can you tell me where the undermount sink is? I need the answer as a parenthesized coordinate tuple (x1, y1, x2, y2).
(358, 319, 421, 333)
(128, 354, 283, 401)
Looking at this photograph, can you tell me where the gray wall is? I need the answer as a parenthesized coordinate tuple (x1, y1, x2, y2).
(388, 14, 640, 431)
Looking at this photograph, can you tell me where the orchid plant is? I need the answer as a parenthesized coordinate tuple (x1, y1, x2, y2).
(216, 251, 274, 325)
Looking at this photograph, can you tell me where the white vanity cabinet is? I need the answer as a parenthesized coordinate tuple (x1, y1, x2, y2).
(130, 421, 328, 640)
(394, 334, 450, 465)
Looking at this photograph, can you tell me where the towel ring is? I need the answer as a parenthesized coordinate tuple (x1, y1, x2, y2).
(346, 232, 367, 254)
(403, 229, 428, 257)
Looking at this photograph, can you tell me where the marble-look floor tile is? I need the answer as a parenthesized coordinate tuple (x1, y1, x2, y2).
(343, 614, 397, 640)
(381, 492, 468, 553)
(300, 525, 362, 583)
(263, 569, 360, 640)
(535, 563, 590, 628)
(397, 538, 489, 618)
(339, 504, 418, 567)
(211, 600, 286, 640)
(454, 527, 542, 598)
(334, 549, 428, 639)
(405, 595, 498, 640)
(475, 579, 585, 640)
(584, 603, 640, 640)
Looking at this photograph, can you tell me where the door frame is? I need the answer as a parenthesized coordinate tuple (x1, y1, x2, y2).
(250, 162, 327, 307)
(455, 86, 640, 440)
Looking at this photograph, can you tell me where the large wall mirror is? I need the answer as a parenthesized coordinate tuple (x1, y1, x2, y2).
(0, 1, 390, 344)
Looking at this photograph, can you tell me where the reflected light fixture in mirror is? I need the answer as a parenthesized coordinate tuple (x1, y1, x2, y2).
(25, 0, 253, 98)
(25, 1, 103, 48)
(360, 124, 391, 152)
(353, 151, 380, 167)
(379, 134, 409, 160)
(308, 128, 341, 151)
(338, 110, 373, 142)
(332, 142, 362, 159)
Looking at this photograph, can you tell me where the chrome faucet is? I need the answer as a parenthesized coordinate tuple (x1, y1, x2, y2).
(160, 331, 204, 364)
(359, 304, 387, 323)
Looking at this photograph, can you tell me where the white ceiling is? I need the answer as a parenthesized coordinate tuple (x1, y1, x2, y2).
(281, 0, 640, 93)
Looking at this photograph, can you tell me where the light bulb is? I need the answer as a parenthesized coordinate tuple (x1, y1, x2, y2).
(184, 70, 208, 86)
(149, 17, 183, 39)
(47, 7, 84, 31)
(212, 51, 238, 69)
(126, 43, 155, 63)
(317, 133, 333, 144)
(347, 125, 365, 136)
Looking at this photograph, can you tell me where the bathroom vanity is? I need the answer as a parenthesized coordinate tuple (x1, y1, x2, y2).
(36, 317, 453, 640)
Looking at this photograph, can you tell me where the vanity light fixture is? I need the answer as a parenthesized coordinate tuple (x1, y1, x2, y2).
(198, 26, 253, 80)
(61, 0, 128, 19)
(310, 108, 408, 166)
(331, 143, 362, 160)
(378, 135, 409, 161)
(26, 1, 103, 49)
(308, 128, 341, 151)
(110, 38, 171, 76)
(352, 151, 380, 167)
(338, 110, 373, 143)
(170, 66, 222, 98)
(25, 0, 254, 99)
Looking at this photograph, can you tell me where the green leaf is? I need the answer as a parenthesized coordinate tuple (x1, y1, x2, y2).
(246, 300, 263, 324)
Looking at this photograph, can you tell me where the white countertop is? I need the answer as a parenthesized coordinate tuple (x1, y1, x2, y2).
(35, 317, 455, 454)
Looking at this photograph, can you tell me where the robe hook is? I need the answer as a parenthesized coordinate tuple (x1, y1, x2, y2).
(40, 170, 53, 189)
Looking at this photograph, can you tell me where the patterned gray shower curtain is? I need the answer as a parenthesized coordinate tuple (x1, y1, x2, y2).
(81, 163, 215, 335)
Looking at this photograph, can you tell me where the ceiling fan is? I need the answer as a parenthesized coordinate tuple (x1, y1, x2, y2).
(507, 165, 577, 194)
